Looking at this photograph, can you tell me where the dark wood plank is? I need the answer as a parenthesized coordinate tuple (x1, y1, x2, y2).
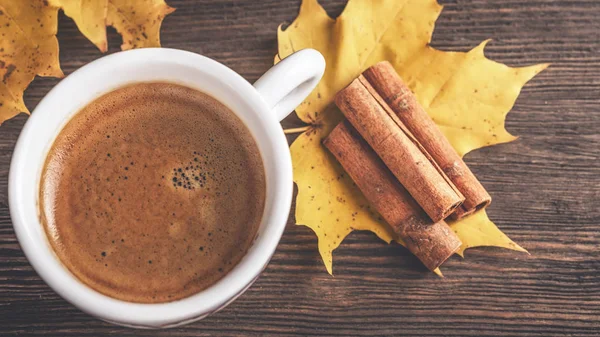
(1, 0, 599, 335)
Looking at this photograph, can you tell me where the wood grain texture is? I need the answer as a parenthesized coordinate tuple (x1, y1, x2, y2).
(1, 0, 599, 335)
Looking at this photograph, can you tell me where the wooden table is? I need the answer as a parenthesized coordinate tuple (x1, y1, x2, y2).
(1, 0, 598, 335)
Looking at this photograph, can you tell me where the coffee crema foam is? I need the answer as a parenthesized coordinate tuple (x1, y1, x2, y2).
(39, 82, 265, 303)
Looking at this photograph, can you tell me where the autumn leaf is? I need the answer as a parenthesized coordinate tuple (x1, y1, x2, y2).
(55, 0, 175, 52)
(53, 0, 108, 51)
(0, 0, 63, 123)
(278, 0, 547, 274)
(0, 0, 173, 123)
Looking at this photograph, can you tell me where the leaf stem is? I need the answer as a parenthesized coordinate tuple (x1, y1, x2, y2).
(283, 126, 311, 134)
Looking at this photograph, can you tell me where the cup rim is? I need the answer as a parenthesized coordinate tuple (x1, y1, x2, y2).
(8, 48, 293, 327)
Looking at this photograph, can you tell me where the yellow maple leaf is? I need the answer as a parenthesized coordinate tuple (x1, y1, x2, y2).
(278, 0, 547, 274)
(0, 0, 63, 122)
(55, 0, 175, 52)
(0, 0, 173, 123)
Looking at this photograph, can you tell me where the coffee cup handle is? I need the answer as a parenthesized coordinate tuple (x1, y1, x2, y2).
(253, 49, 325, 121)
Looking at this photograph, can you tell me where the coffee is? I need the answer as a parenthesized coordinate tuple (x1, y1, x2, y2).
(39, 82, 266, 303)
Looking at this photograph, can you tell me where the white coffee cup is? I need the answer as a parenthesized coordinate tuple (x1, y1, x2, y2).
(8, 48, 325, 328)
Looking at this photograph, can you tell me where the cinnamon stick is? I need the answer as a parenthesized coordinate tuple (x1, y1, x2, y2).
(362, 61, 491, 219)
(335, 76, 464, 222)
(324, 121, 462, 270)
